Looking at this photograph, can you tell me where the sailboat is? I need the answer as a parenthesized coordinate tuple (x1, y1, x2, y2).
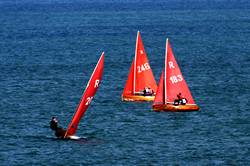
(152, 39, 199, 112)
(122, 31, 157, 102)
(64, 52, 104, 139)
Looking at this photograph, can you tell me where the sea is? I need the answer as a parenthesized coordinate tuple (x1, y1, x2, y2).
(0, 0, 249, 165)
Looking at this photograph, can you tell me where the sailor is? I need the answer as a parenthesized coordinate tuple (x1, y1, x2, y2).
(177, 93, 183, 101)
(148, 88, 154, 95)
(174, 93, 187, 105)
(143, 87, 154, 96)
(50, 117, 66, 139)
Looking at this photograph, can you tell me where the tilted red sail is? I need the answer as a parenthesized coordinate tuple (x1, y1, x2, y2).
(64, 52, 104, 137)
(165, 39, 195, 104)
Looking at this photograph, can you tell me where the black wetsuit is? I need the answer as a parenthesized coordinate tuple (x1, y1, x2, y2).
(50, 120, 66, 138)
(55, 127, 66, 138)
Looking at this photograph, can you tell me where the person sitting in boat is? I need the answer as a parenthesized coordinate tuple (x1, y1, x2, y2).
(50, 117, 66, 139)
(174, 93, 188, 105)
(143, 87, 154, 96)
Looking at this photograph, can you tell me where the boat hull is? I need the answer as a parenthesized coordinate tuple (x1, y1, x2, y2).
(153, 104, 199, 112)
(122, 95, 155, 102)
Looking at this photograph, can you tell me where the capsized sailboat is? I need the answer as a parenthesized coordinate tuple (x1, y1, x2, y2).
(122, 31, 157, 102)
(64, 52, 104, 138)
(152, 39, 199, 112)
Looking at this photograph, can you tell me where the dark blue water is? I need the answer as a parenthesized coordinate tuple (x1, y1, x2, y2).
(1, 0, 249, 165)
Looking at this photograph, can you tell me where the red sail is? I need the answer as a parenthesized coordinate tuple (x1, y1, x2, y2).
(133, 31, 157, 94)
(64, 52, 104, 137)
(165, 39, 195, 104)
(153, 70, 164, 105)
(122, 60, 134, 96)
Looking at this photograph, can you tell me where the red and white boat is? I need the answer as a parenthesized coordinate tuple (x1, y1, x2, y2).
(122, 31, 157, 102)
(64, 52, 104, 138)
(153, 39, 199, 112)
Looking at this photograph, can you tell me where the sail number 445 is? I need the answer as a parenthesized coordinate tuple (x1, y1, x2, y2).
(170, 75, 183, 84)
(137, 63, 150, 73)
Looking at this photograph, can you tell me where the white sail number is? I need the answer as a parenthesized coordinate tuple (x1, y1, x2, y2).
(137, 63, 150, 73)
(95, 80, 100, 88)
(170, 75, 183, 84)
(85, 96, 93, 105)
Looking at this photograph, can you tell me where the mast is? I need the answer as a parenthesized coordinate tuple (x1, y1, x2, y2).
(164, 38, 168, 104)
(133, 31, 139, 94)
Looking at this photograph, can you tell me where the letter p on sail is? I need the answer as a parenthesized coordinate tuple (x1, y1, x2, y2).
(95, 80, 100, 88)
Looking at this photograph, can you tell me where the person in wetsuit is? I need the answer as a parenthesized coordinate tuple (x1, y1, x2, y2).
(50, 117, 66, 139)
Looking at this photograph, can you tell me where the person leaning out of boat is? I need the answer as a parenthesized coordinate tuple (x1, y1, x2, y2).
(143, 87, 154, 96)
(174, 93, 188, 105)
(50, 117, 66, 139)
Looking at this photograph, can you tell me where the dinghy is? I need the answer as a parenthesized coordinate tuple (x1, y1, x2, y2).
(152, 39, 199, 112)
(122, 31, 157, 102)
(64, 52, 104, 139)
